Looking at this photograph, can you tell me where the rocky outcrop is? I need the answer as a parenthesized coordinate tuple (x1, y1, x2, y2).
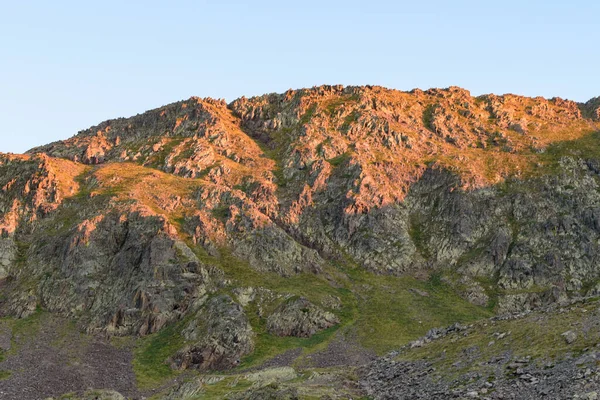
(171, 295, 254, 371)
(28, 97, 276, 191)
(0, 154, 85, 236)
(266, 297, 339, 338)
(0, 238, 16, 279)
(1, 202, 216, 332)
(583, 96, 600, 120)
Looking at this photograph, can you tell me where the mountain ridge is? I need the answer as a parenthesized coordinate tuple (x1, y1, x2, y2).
(22, 85, 600, 157)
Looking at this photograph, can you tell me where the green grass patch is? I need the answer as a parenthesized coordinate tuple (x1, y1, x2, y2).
(324, 94, 359, 116)
(71, 167, 96, 199)
(0, 370, 12, 380)
(422, 104, 437, 132)
(299, 104, 317, 125)
(271, 165, 288, 188)
(194, 247, 350, 306)
(326, 152, 351, 167)
(133, 318, 188, 389)
(211, 205, 230, 221)
(341, 111, 360, 132)
(8, 307, 45, 352)
(473, 275, 501, 312)
(14, 240, 30, 267)
(354, 271, 492, 354)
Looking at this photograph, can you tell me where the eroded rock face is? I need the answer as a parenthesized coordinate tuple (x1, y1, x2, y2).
(172, 295, 254, 371)
(1, 203, 215, 333)
(267, 297, 339, 338)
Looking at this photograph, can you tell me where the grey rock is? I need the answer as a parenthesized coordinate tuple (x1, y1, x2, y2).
(267, 297, 339, 338)
(226, 383, 299, 400)
(171, 295, 254, 371)
(562, 330, 578, 344)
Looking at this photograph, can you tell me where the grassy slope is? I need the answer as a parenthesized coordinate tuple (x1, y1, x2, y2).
(400, 297, 600, 378)
(352, 272, 492, 354)
(183, 297, 600, 399)
(133, 319, 188, 389)
(133, 245, 492, 392)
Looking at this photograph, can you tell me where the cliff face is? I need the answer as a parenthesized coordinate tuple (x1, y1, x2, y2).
(2, 85, 600, 384)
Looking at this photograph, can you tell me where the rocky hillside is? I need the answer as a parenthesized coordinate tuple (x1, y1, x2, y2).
(1, 85, 600, 399)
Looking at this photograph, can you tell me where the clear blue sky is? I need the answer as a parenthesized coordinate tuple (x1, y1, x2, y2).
(1, 0, 598, 153)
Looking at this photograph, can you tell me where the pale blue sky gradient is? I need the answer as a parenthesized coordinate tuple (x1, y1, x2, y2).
(1, 0, 598, 153)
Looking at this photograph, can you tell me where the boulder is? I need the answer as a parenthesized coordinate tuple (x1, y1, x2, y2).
(172, 295, 254, 371)
(266, 297, 339, 338)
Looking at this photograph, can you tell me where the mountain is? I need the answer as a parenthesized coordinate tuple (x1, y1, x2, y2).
(1, 85, 600, 399)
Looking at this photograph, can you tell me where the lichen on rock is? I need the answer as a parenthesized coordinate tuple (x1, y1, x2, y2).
(266, 297, 339, 338)
(171, 295, 254, 371)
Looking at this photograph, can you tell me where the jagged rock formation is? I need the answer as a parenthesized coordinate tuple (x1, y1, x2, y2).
(1, 85, 600, 398)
